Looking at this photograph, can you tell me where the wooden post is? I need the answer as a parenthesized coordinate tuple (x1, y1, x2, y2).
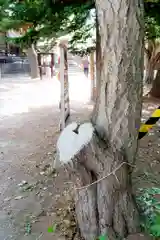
(37, 53, 42, 79)
(56, 56, 60, 81)
(59, 43, 70, 130)
(51, 53, 54, 78)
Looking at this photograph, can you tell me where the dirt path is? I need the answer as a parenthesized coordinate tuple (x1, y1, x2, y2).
(0, 72, 160, 240)
(0, 106, 92, 240)
(0, 70, 92, 240)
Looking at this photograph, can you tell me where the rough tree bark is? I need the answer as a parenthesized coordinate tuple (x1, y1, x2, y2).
(79, 0, 144, 238)
(26, 44, 39, 79)
(78, 0, 144, 238)
(56, 0, 147, 239)
(150, 68, 160, 98)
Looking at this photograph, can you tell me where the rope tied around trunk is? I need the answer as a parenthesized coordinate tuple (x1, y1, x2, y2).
(74, 162, 135, 191)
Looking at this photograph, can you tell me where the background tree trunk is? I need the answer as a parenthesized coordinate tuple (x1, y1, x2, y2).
(90, 52, 95, 101)
(95, 12, 101, 100)
(4, 32, 8, 56)
(26, 44, 39, 79)
(72, 0, 144, 239)
(150, 69, 160, 98)
(145, 59, 154, 84)
(145, 40, 160, 84)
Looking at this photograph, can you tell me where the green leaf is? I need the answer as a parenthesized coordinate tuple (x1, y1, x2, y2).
(150, 224, 160, 236)
(47, 227, 53, 233)
(99, 234, 108, 240)
(155, 215, 160, 225)
(47, 224, 56, 233)
(25, 222, 31, 234)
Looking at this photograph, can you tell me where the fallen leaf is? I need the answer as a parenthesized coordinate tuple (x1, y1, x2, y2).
(18, 180, 28, 187)
(63, 219, 71, 228)
(14, 196, 23, 200)
(25, 221, 31, 234)
(4, 197, 11, 202)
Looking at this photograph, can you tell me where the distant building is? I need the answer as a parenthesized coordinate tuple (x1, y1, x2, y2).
(0, 31, 21, 55)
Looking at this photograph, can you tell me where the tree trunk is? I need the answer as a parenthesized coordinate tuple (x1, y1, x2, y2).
(145, 59, 154, 84)
(90, 52, 95, 101)
(5, 33, 8, 56)
(56, 0, 145, 239)
(80, 0, 144, 238)
(26, 44, 39, 79)
(150, 69, 160, 98)
(144, 40, 160, 84)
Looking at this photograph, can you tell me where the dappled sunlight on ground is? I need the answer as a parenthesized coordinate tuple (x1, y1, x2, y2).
(0, 71, 91, 118)
(0, 77, 59, 117)
(69, 74, 91, 103)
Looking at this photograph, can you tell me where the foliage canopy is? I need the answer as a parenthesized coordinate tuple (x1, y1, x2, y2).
(1, 0, 160, 54)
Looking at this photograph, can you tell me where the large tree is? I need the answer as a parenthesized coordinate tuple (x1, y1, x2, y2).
(55, 0, 147, 240)
(92, 1, 143, 237)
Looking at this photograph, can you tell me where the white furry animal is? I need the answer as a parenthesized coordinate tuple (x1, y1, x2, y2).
(57, 122, 94, 164)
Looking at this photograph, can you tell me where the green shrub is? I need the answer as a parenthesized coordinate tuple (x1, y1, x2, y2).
(137, 187, 160, 238)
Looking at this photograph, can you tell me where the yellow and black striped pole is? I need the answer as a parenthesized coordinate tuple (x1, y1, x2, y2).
(138, 106, 160, 140)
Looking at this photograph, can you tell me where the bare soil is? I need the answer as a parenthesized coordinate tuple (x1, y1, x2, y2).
(134, 96, 160, 191)
(0, 76, 160, 240)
